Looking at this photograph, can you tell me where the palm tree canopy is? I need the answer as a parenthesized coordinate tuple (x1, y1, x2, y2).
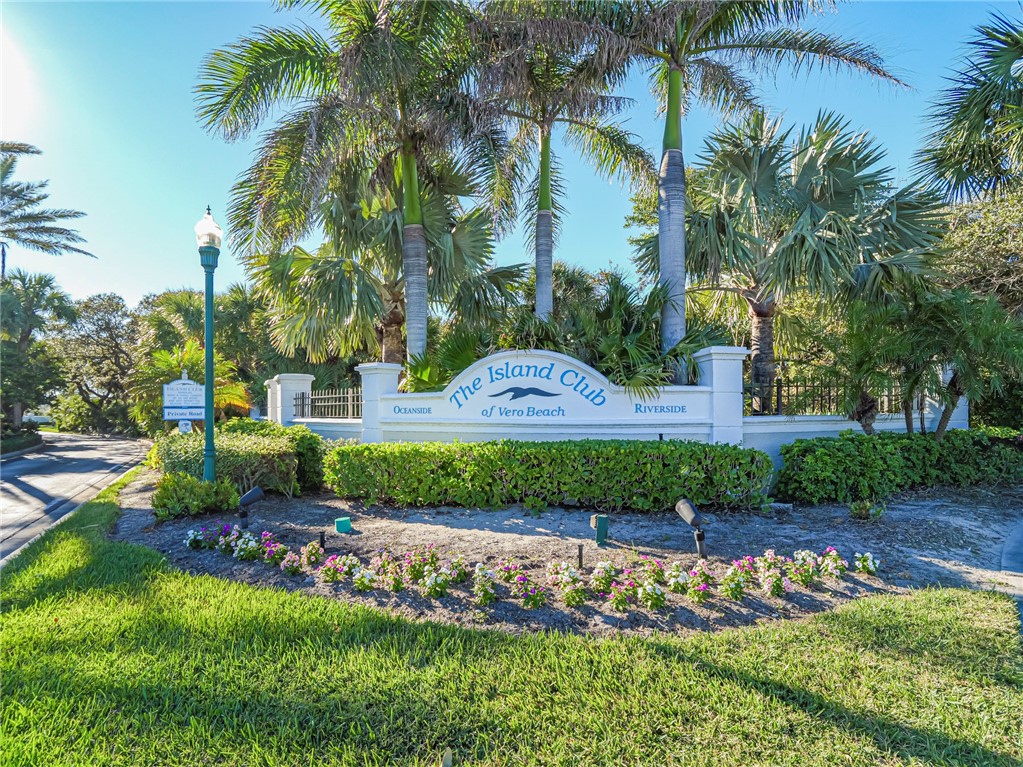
(197, 0, 504, 253)
(523, 1, 903, 123)
(919, 12, 1023, 199)
(0, 143, 93, 276)
(480, 2, 654, 241)
(0, 269, 76, 350)
(250, 166, 525, 363)
(634, 111, 944, 305)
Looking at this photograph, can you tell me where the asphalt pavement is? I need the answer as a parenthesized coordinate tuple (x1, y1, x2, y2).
(0, 433, 145, 564)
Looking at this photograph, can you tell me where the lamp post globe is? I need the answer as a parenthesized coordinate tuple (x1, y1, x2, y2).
(195, 207, 222, 482)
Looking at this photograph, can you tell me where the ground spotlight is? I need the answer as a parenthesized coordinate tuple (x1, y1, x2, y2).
(238, 486, 265, 529)
(675, 498, 706, 559)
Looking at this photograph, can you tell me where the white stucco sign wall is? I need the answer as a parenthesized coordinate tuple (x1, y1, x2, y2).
(275, 346, 969, 463)
(352, 347, 748, 445)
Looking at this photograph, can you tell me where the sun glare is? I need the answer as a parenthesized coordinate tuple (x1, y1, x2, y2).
(1, 23, 40, 140)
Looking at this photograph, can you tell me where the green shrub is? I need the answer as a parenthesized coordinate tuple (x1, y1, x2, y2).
(849, 499, 885, 521)
(152, 472, 240, 522)
(777, 429, 1023, 504)
(150, 431, 299, 496)
(219, 419, 325, 491)
(51, 392, 137, 435)
(0, 431, 43, 455)
(324, 440, 773, 512)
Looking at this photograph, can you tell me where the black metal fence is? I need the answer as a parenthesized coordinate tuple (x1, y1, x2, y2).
(294, 387, 362, 419)
(744, 376, 904, 417)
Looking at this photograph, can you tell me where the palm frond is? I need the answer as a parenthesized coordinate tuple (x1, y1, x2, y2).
(918, 11, 1023, 199)
(695, 27, 904, 85)
(563, 120, 655, 190)
(196, 25, 338, 140)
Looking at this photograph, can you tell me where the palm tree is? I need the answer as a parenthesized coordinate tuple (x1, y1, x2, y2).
(481, 1, 653, 318)
(919, 12, 1023, 199)
(546, 1, 902, 379)
(0, 269, 75, 354)
(136, 289, 206, 351)
(0, 143, 92, 279)
(0, 269, 75, 426)
(254, 170, 524, 365)
(197, 0, 505, 361)
(902, 291, 1023, 441)
(634, 111, 943, 392)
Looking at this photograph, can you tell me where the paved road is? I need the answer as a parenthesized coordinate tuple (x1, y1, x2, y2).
(0, 433, 145, 564)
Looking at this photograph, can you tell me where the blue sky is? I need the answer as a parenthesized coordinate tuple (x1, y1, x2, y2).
(1, 0, 1012, 305)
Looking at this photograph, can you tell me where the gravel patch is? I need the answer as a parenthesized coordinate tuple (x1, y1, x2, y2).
(111, 470, 1022, 637)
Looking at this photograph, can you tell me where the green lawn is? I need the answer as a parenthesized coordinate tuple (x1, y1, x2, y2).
(3, 472, 1022, 767)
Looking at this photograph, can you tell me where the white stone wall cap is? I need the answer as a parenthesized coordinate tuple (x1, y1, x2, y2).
(356, 363, 404, 373)
(692, 346, 750, 359)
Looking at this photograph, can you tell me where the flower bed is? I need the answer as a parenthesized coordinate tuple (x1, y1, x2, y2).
(183, 522, 878, 613)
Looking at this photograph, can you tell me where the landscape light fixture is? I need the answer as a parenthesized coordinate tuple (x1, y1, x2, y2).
(238, 486, 265, 530)
(675, 498, 706, 559)
(194, 207, 223, 482)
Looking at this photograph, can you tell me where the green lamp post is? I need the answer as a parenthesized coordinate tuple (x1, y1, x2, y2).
(194, 207, 223, 482)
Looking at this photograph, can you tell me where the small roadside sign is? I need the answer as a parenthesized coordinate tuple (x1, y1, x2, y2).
(178, 419, 193, 434)
(163, 371, 205, 422)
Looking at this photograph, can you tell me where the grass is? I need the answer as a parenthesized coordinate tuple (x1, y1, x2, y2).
(2, 473, 1022, 767)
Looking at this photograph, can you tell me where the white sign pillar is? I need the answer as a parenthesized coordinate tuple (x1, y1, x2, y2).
(693, 346, 749, 445)
(274, 374, 315, 426)
(264, 378, 281, 424)
(356, 362, 402, 442)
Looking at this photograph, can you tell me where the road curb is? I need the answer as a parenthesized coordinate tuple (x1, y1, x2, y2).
(0, 458, 143, 570)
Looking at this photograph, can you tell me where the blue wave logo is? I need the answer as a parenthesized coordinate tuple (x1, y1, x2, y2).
(489, 387, 561, 401)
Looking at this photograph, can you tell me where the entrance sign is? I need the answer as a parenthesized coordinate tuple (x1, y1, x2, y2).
(384, 350, 708, 424)
(163, 372, 206, 421)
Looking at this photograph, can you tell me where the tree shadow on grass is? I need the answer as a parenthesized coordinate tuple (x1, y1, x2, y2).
(644, 599, 1023, 767)
(808, 588, 1023, 688)
(8, 591, 1022, 767)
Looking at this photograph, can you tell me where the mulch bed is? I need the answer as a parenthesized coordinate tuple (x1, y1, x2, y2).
(110, 470, 1022, 637)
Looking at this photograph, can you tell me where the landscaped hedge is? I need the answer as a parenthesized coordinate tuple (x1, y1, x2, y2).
(776, 429, 1023, 504)
(219, 419, 325, 491)
(149, 431, 299, 496)
(324, 439, 773, 512)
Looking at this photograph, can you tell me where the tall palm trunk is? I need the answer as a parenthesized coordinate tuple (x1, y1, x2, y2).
(658, 66, 686, 382)
(379, 306, 405, 364)
(933, 371, 963, 442)
(851, 389, 879, 435)
(747, 296, 776, 388)
(401, 149, 428, 361)
(535, 126, 554, 319)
